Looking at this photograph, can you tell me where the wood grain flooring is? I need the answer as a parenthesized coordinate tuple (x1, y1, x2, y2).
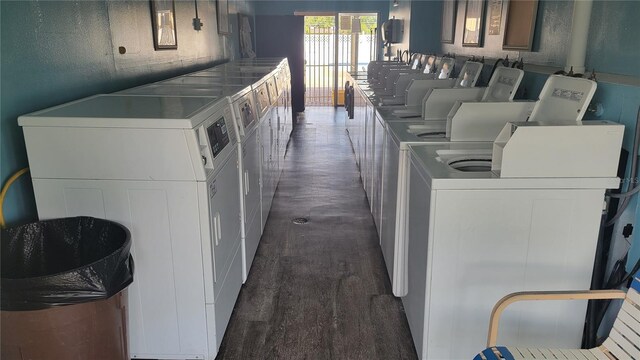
(215, 107, 417, 360)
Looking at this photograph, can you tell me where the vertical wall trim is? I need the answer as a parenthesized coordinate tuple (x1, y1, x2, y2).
(565, 0, 593, 74)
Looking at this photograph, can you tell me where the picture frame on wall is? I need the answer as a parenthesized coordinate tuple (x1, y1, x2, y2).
(238, 13, 256, 58)
(503, 0, 539, 50)
(217, 0, 230, 35)
(150, 0, 177, 50)
(441, 0, 457, 44)
(462, 0, 486, 47)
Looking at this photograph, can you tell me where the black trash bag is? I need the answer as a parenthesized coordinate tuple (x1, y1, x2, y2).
(1, 216, 134, 311)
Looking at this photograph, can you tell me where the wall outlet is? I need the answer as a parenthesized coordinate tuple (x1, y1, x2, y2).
(193, 18, 203, 31)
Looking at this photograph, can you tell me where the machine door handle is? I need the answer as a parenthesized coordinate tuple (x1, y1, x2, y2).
(213, 212, 222, 246)
(244, 170, 250, 195)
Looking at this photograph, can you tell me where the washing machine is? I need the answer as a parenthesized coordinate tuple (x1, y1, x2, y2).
(401, 121, 624, 360)
(19, 94, 243, 360)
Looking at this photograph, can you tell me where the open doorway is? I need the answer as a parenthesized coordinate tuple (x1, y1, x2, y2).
(303, 13, 378, 107)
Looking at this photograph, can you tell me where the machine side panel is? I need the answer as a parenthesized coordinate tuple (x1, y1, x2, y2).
(403, 158, 433, 359)
(373, 114, 386, 235)
(23, 127, 199, 181)
(426, 189, 605, 359)
(32, 179, 208, 357)
(381, 132, 400, 283)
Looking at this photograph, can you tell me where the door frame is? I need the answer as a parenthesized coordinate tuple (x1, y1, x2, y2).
(297, 11, 378, 107)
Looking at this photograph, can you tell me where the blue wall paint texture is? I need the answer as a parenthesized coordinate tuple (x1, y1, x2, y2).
(1, 0, 253, 226)
(587, 0, 640, 78)
(408, 0, 442, 54)
(252, 0, 390, 17)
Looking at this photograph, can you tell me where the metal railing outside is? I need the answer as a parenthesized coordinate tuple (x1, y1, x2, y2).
(304, 27, 375, 106)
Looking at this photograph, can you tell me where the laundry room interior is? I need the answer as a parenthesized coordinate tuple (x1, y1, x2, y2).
(1, 0, 639, 359)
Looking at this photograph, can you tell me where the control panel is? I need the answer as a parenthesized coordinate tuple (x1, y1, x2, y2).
(238, 98, 256, 129)
(255, 83, 270, 117)
(207, 117, 231, 158)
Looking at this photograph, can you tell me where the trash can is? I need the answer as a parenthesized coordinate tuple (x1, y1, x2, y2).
(332, 89, 346, 106)
(1, 216, 134, 360)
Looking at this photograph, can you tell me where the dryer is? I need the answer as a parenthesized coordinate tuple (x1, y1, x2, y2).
(118, 83, 263, 283)
(254, 76, 278, 231)
(19, 95, 243, 359)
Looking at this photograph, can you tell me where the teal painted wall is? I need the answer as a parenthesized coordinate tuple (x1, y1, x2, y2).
(587, 0, 640, 78)
(388, 0, 411, 56)
(1, 0, 253, 226)
(387, 0, 442, 56)
(251, 0, 389, 18)
(408, 0, 442, 54)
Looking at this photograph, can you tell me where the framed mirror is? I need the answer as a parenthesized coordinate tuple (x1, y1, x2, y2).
(441, 0, 457, 44)
(150, 0, 177, 50)
(217, 0, 230, 35)
(462, 0, 486, 47)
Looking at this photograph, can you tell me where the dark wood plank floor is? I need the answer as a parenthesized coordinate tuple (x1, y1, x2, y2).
(216, 107, 417, 360)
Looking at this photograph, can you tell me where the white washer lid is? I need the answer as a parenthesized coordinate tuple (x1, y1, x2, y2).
(118, 84, 225, 97)
(119, 83, 250, 98)
(529, 75, 597, 122)
(190, 70, 269, 77)
(454, 61, 483, 88)
(481, 67, 524, 101)
(161, 75, 261, 86)
(18, 94, 226, 129)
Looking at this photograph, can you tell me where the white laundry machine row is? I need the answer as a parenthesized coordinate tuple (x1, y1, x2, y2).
(377, 67, 527, 294)
(402, 121, 624, 360)
(19, 95, 243, 360)
(347, 59, 484, 206)
(254, 74, 280, 231)
(349, 63, 512, 238)
(382, 74, 597, 297)
(160, 73, 266, 87)
(151, 57, 292, 268)
(349, 64, 628, 360)
(344, 76, 371, 176)
(229, 89, 263, 282)
(274, 64, 293, 156)
(118, 83, 263, 284)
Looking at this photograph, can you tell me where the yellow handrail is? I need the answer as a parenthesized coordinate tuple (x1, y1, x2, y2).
(0, 167, 30, 229)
